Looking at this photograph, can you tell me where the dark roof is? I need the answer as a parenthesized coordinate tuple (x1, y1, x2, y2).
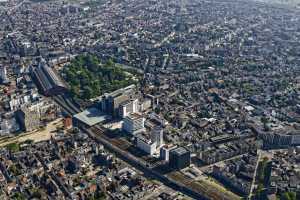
(171, 147, 189, 156)
(32, 62, 67, 95)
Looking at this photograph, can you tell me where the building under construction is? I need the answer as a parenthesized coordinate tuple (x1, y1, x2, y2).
(31, 62, 67, 96)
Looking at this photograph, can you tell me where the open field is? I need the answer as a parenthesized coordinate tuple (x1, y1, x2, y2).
(0, 118, 63, 147)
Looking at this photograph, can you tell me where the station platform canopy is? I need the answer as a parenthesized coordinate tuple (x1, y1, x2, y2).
(73, 107, 111, 127)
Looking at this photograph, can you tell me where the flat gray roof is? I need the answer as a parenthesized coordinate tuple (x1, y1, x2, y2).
(172, 147, 188, 155)
(74, 107, 111, 126)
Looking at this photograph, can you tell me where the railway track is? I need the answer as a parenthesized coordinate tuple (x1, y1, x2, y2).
(52, 95, 210, 200)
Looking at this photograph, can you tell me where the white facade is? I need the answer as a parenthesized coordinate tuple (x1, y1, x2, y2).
(160, 146, 169, 161)
(160, 145, 177, 161)
(119, 99, 139, 118)
(141, 98, 152, 111)
(135, 127, 164, 156)
(137, 136, 157, 155)
(122, 113, 145, 135)
(151, 126, 164, 148)
(0, 66, 8, 83)
(0, 118, 20, 136)
(132, 99, 138, 113)
(9, 95, 33, 111)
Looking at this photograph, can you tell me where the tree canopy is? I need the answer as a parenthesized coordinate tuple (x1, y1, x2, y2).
(63, 55, 137, 100)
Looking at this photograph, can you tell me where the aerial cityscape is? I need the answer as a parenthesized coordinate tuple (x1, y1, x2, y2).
(0, 0, 299, 199)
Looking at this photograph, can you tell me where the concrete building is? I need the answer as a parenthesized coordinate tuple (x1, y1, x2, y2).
(260, 132, 300, 148)
(136, 135, 157, 155)
(0, 66, 9, 84)
(0, 117, 20, 136)
(122, 113, 145, 135)
(160, 144, 177, 161)
(292, 135, 300, 145)
(107, 94, 129, 117)
(119, 99, 138, 118)
(149, 113, 168, 127)
(169, 147, 191, 170)
(135, 127, 164, 156)
(99, 84, 135, 117)
(140, 98, 152, 111)
(19, 41, 36, 57)
(15, 100, 59, 132)
(151, 126, 164, 148)
(16, 106, 41, 132)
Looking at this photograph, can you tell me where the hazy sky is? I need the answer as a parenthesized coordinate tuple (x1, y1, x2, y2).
(253, 0, 300, 6)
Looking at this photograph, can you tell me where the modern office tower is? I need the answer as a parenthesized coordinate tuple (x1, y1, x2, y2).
(169, 147, 191, 170)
